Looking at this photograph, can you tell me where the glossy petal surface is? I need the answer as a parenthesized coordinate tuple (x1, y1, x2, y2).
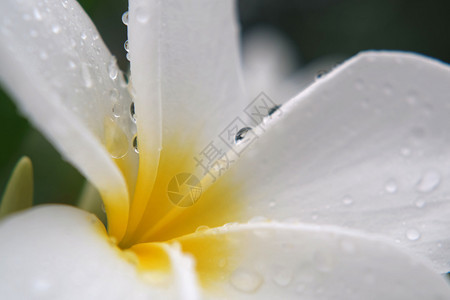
(0, 205, 200, 300)
(0, 0, 137, 239)
(177, 222, 450, 299)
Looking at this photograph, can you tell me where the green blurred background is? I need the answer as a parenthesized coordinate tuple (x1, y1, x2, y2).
(1, 0, 449, 206)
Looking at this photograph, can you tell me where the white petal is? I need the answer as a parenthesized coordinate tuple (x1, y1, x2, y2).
(162, 244, 201, 300)
(177, 222, 450, 300)
(127, 0, 247, 227)
(211, 51, 450, 272)
(0, 205, 200, 300)
(0, 0, 136, 239)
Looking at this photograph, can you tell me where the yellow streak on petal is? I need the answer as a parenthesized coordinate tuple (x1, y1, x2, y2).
(100, 117, 139, 241)
(120, 134, 244, 247)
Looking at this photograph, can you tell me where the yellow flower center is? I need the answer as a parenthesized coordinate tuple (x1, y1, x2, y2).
(102, 128, 246, 288)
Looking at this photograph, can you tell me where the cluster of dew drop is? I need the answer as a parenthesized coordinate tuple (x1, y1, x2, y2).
(105, 10, 139, 158)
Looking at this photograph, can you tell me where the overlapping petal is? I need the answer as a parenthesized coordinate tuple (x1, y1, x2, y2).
(0, 0, 136, 240)
(126, 0, 247, 238)
(205, 51, 450, 272)
(176, 222, 450, 299)
(143, 52, 450, 266)
(0, 205, 201, 300)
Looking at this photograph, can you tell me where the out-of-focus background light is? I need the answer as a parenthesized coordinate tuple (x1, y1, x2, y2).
(1, 0, 449, 206)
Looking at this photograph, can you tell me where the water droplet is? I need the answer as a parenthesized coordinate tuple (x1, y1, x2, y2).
(195, 225, 209, 232)
(315, 69, 328, 79)
(416, 170, 441, 193)
(132, 135, 139, 154)
(414, 199, 425, 208)
(136, 6, 150, 23)
(314, 250, 333, 273)
(121, 11, 129, 25)
(342, 195, 353, 205)
(311, 213, 318, 221)
(130, 102, 136, 122)
(104, 118, 129, 159)
(81, 63, 92, 88)
(384, 179, 398, 194)
(223, 222, 238, 228)
(235, 127, 252, 144)
(230, 268, 263, 293)
(267, 105, 281, 116)
(33, 8, 42, 20)
(124, 40, 129, 52)
(272, 268, 293, 287)
(406, 228, 421, 241)
(108, 59, 118, 80)
(80, 32, 87, 40)
(268, 201, 276, 208)
(68, 60, 76, 69)
(51, 24, 61, 34)
(61, 0, 69, 8)
(126, 52, 130, 61)
(39, 50, 48, 60)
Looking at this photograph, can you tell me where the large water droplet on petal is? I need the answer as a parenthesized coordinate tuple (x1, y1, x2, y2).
(406, 228, 421, 241)
(121, 11, 129, 25)
(235, 127, 252, 145)
(230, 268, 263, 293)
(416, 170, 441, 193)
(103, 118, 129, 159)
(272, 268, 293, 287)
(384, 179, 398, 194)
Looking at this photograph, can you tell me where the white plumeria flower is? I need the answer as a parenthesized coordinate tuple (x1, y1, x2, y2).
(0, 0, 450, 299)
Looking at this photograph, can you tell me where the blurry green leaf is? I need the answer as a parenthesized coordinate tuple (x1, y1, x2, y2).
(0, 156, 33, 218)
(0, 87, 29, 170)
